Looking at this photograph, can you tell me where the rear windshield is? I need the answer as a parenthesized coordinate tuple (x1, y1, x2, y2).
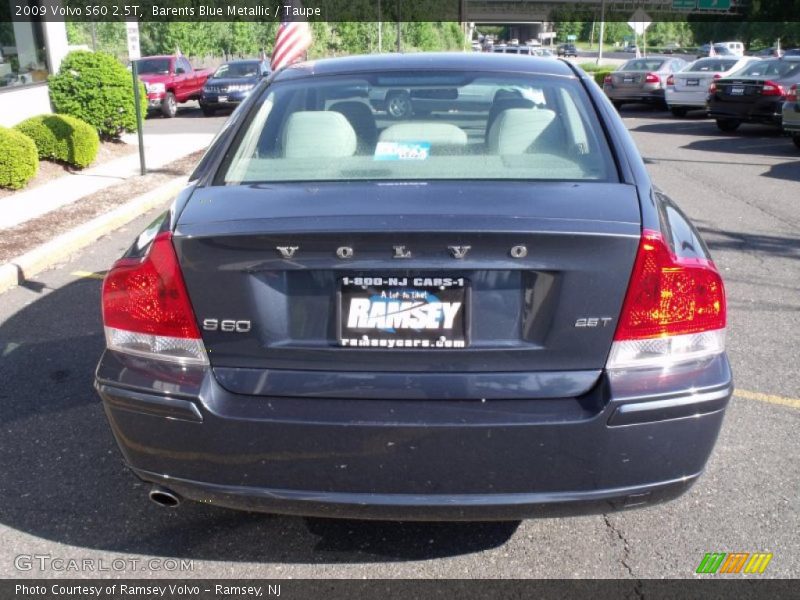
(687, 58, 738, 72)
(621, 59, 666, 71)
(733, 59, 800, 78)
(219, 71, 616, 184)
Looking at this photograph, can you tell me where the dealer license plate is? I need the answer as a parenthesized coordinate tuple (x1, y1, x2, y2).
(338, 276, 468, 349)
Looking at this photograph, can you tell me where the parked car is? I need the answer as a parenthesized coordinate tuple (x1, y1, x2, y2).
(700, 44, 736, 57)
(96, 53, 731, 520)
(666, 56, 760, 117)
(750, 47, 782, 58)
(557, 43, 578, 57)
(532, 48, 556, 58)
(603, 57, 688, 109)
(623, 43, 639, 53)
(707, 56, 800, 132)
(716, 41, 745, 57)
(663, 42, 681, 54)
(136, 55, 213, 118)
(200, 59, 270, 116)
(781, 83, 800, 148)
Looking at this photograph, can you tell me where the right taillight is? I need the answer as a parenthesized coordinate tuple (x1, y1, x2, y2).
(102, 231, 208, 366)
(787, 84, 798, 102)
(708, 81, 717, 94)
(761, 80, 785, 96)
(607, 229, 726, 370)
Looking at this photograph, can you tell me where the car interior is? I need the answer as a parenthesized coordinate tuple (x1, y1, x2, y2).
(221, 73, 614, 184)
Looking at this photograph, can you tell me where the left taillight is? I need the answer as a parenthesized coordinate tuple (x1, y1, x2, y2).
(666, 74, 675, 86)
(102, 231, 208, 365)
(607, 229, 726, 370)
(788, 84, 798, 103)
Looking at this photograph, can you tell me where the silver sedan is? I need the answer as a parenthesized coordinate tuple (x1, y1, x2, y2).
(603, 57, 688, 109)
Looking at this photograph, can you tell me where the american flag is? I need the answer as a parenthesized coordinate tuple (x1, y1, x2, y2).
(270, 7, 313, 71)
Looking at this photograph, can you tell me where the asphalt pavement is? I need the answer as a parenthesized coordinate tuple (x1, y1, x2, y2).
(0, 103, 798, 579)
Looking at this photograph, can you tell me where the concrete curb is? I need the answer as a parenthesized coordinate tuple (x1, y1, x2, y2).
(0, 177, 187, 295)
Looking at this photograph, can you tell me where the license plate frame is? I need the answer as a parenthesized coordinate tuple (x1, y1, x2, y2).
(218, 95, 228, 103)
(337, 276, 470, 349)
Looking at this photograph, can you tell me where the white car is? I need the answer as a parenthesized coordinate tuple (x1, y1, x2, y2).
(665, 56, 760, 117)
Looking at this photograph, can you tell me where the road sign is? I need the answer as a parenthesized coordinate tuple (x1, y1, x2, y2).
(698, 0, 731, 8)
(627, 9, 652, 36)
(673, 0, 697, 9)
(126, 22, 140, 60)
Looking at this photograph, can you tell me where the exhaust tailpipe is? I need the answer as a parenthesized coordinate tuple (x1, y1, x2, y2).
(149, 485, 181, 508)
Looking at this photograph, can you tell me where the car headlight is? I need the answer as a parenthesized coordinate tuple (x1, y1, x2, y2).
(148, 83, 166, 94)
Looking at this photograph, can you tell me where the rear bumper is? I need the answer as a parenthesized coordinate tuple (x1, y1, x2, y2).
(707, 99, 783, 125)
(603, 86, 665, 103)
(781, 102, 800, 133)
(665, 88, 708, 108)
(96, 352, 732, 520)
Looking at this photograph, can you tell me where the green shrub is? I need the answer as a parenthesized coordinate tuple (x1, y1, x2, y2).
(48, 50, 146, 139)
(0, 127, 38, 190)
(15, 114, 100, 168)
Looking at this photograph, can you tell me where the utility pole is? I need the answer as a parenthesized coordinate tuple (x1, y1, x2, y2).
(378, 0, 382, 53)
(396, 0, 401, 52)
(596, 0, 606, 65)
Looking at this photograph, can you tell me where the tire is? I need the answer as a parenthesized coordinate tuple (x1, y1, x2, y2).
(386, 92, 412, 119)
(201, 105, 216, 117)
(793, 134, 800, 150)
(671, 107, 688, 118)
(716, 118, 741, 132)
(161, 92, 177, 118)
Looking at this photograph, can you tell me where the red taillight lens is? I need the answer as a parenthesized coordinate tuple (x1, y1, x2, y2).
(761, 80, 785, 96)
(713, 73, 722, 79)
(708, 81, 717, 94)
(614, 230, 726, 341)
(603, 74, 613, 84)
(102, 232, 207, 364)
(608, 229, 726, 369)
(666, 74, 675, 86)
(645, 72, 660, 84)
(788, 84, 798, 102)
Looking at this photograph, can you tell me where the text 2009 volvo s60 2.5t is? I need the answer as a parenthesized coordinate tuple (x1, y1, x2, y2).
(95, 53, 732, 520)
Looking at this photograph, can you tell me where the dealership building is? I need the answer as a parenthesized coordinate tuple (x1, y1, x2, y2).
(0, 18, 69, 126)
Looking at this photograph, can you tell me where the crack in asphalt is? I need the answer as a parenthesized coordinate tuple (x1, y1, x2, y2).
(603, 514, 644, 598)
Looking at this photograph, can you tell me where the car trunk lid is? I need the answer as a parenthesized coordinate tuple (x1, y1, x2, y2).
(175, 181, 641, 397)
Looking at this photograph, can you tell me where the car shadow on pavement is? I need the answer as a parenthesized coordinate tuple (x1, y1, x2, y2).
(697, 226, 800, 261)
(0, 278, 518, 564)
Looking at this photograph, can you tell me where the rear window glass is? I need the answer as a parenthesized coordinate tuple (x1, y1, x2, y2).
(687, 58, 738, 72)
(621, 59, 666, 71)
(137, 58, 170, 75)
(734, 59, 800, 78)
(219, 71, 616, 185)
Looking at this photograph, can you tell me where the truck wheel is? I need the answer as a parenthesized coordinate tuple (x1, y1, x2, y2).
(793, 134, 800, 150)
(716, 118, 740, 132)
(161, 92, 177, 118)
(386, 92, 412, 119)
(671, 107, 688, 118)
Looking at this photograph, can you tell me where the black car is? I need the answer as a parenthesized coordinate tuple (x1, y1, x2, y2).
(707, 56, 800, 131)
(557, 43, 578, 57)
(200, 59, 270, 116)
(96, 53, 731, 520)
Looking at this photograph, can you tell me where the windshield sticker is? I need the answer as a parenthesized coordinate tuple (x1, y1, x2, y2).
(374, 141, 431, 161)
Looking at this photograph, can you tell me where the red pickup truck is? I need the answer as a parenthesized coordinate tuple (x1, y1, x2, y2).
(136, 55, 213, 118)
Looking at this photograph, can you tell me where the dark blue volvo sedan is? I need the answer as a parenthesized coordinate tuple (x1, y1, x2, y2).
(95, 53, 732, 520)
